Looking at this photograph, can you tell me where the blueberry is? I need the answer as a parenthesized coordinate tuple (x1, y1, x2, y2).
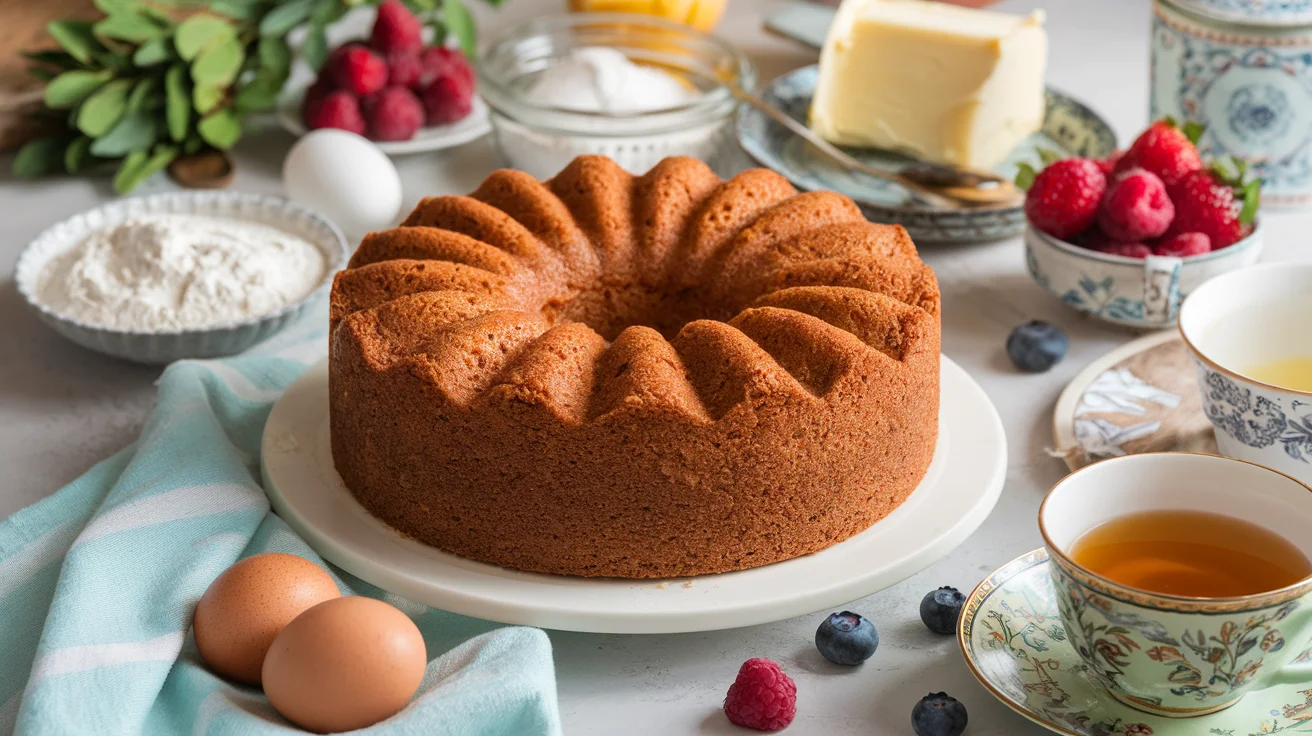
(814, 611, 879, 665)
(1006, 320, 1069, 372)
(919, 586, 965, 635)
(912, 692, 968, 736)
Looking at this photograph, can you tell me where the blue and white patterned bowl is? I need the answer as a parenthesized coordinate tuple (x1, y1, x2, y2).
(15, 191, 348, 365)
(736, 65, 1117, 243)
(1025, 224, 1263, 330)
(1172, 0, 1312, 26)
(1180, 262, 1312, 484)
(1152, 0, 1312, 206)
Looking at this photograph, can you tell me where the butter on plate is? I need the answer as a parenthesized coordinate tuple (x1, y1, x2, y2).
(809, 0, 1048, 170)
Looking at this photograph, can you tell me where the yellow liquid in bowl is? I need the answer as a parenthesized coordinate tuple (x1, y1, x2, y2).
(568, 0, 729, 31)
(1246, 356, 1312, 392)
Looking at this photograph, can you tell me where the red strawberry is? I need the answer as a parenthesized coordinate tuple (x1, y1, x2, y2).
(1096, 150, 1123, 176)
(370, 0, 424, 55)
(1114, 119, 1203, 186)
(366, 86, 425, 141)
(1152, 232, 1211, 257)
(331, 45, 389, 97)
(300, 76, 334, 128)
(421, 73, 474, 125)
(306, 90, 366, 135)
(1021, 158, 1106, 240)
(419, 46, 475, 91)
(1164, 167, 1259, 249)
(385, 50, 424, 89)
(1098, 167, 1174, 242)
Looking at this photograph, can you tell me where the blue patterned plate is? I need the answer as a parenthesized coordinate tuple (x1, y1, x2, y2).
(959, 549, 1312, 735)
(736, 66, 1117, 243)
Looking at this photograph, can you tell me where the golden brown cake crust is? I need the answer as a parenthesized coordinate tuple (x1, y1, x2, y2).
(329, 156, 941, 578)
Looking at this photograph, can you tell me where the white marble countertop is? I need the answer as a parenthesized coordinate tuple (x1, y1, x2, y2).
(3, 0, 1310, 733)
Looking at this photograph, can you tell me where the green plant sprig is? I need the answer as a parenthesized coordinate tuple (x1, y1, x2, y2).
(14, 0, 499, 194)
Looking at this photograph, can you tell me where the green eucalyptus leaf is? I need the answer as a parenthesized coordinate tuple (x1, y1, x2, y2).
(47, 21, 100, 65)
(23, 50, 81, 70)
(76, 78, 132, 136)
(94, 0, 139, 13)
(257, 35, 291, 75)
(13, 137, 67, 179)
(197, 109, 241, 149)
(133, 37, 173, 66)
(175, 14, 234, 61)
(209, 0, 265, 19)
(443, 0, 475, 58)
(94, 12, 167, 43)
(193, 82, 224, 114)
(301, 24, 329, 70)
(120, 143, 178, 193)
(112, 150, 149, 192)
(192, 36, 244, 86)
(126, 76, 158, 111)
(234, 78, 280, 113)
(44, 69, 114, 109)
(428, 20, 447, 45)
(166, 63, 190, 140)
(139, 5, 174, 25)
(311, 0, 348, 24)
(183, 135, 205, 155)
(90, 110, 159, 156)
(28, 68, 58, 81)
(64, 136, 94, 173)
(259, 0, 313, 37)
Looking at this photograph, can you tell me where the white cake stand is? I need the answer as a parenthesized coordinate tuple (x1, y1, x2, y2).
(261, 356, 1007, 634)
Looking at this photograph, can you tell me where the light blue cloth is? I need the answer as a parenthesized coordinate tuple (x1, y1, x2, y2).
(0, 298, 562, 736)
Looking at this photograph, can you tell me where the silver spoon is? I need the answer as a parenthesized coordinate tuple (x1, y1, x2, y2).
(722, 82, 1025, 210)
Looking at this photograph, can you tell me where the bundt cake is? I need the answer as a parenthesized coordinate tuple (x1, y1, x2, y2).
(329, 155, 941, 578)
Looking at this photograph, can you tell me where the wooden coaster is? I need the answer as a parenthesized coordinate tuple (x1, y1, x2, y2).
(1053, 331, 1217, 470)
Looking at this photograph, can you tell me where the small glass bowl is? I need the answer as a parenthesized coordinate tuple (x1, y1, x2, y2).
(477, 13, 755, 179)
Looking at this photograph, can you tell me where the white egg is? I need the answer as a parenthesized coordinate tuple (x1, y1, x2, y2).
(283, 130, 402, 239)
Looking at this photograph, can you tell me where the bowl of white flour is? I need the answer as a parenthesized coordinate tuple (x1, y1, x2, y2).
(16, 191, 348, 364)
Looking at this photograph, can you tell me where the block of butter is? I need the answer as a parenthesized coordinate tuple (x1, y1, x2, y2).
(810, 0, 1048, 170)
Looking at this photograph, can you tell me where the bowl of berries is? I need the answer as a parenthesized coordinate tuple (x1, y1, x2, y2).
(278, 0, 490, 154)
(1022, 120, 1262, 329)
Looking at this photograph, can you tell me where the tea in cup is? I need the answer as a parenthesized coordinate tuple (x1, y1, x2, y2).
(1179, 262, 1312, 484)
(1040, 453, 1312, 717)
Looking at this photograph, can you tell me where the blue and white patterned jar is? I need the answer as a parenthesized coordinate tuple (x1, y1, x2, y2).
(1152, 0, 1312, 206)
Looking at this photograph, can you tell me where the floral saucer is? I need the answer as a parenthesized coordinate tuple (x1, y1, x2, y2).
(958, 549, 1312, 735)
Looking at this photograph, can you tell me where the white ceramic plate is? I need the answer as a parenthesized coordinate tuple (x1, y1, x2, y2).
(277, 90, 491, 155)
(261, 355, 1007, 634)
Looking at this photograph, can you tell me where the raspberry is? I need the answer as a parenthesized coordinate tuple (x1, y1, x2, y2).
(386, 50, 424, 89)
(1098, 167, 1174, 242)
(1023, 158, 1106, 240)
(1080, 228, 1152, 259)
(305, 90, 366, 135)
(421, 73, 474, 125)
(420, 46, 475, 91)
(331, 45, 389, 97)
(1165, 168, 1257, 249)
(1115, 119, 1203, 186)
(723, 658, 796, 732)
(370, 0, 424, 55)
(1152, 232, 1211, 257)
(365, 86, 424, 141)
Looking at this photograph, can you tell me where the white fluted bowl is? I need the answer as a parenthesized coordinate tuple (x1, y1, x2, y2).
(15, 191, 348, 365)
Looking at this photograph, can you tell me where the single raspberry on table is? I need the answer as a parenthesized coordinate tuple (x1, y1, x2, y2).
(1098, 167, 1174, 241)
(1020, 158, 1106, 240)
(1165, 166, 1259, 249)
(1114, 118, 1203, 186)
(366, 86, 425, 141)
(420, 46, 475, 90)
(723, 658, 796, 732)
(331, 45, 389, 97)
(306, 90, 366, 135)
(1152, 232, 1211, 257)
(421, 74, 474, 125)
(386, 50, 424, 89)
(370, 0, 424, 55)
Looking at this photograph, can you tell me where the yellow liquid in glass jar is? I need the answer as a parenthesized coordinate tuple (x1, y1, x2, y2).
(1246, 356, 1312, 392)
(567, 0, 729, 31)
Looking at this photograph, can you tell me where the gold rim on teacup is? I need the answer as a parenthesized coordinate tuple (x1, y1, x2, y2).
(1038, 452, 1312, 613)
(1178, 262, 1312, 399)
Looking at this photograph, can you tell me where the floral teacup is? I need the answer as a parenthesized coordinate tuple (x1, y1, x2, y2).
(1180, 262, 1312, 484)
(1039, 452, 1312, 718)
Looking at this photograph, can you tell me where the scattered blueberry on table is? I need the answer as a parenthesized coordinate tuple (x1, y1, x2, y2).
(1006, 320, 1069, 373)
(912, 692, 969, 736)
(814, 611, 879, 666)
(919, 586, 966, 635)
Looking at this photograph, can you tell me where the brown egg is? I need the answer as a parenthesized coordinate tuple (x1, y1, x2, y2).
(193, 553, 340, 685)
(262, 596, 427, 733)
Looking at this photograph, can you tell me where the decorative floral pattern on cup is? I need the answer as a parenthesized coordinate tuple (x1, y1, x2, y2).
(1195, 365, 1312, 463)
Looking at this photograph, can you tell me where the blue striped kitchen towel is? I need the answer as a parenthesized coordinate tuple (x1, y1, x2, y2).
(0, 298, 562, 736)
